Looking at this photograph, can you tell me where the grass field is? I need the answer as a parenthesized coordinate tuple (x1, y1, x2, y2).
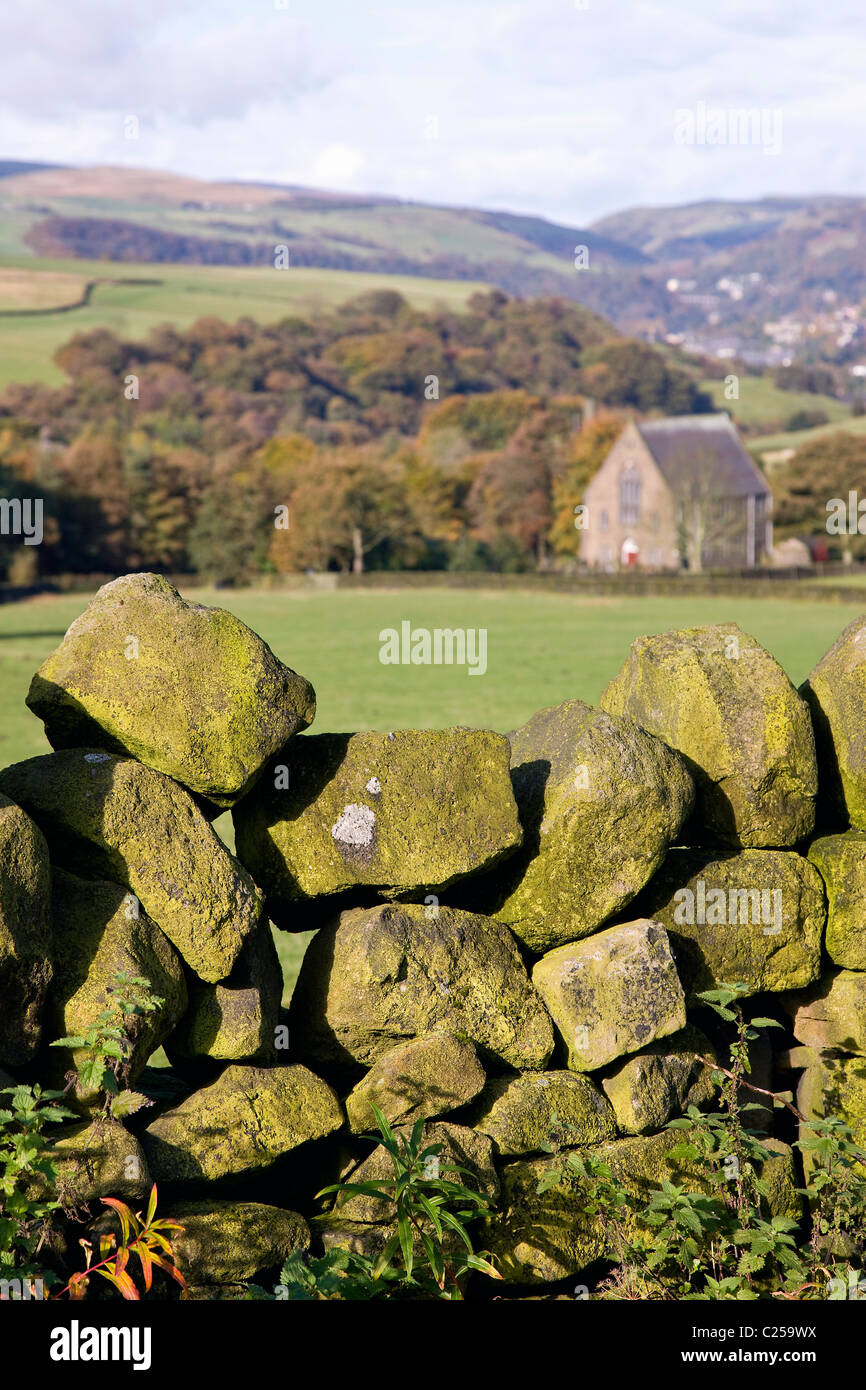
(1, 582, 859, 1001)
(0, 267, 89, 312)
(0, 257, 487, 389)
(749, 413, 866, 455)
(701, 376, 852, 434)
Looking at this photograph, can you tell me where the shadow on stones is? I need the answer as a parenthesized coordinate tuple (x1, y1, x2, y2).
(444, 756, 549, 921)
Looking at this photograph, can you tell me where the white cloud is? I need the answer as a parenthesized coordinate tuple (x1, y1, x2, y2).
(1, 0, 865, 222)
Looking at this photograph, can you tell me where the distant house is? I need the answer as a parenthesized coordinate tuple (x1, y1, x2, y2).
(580, 414, 773, 572)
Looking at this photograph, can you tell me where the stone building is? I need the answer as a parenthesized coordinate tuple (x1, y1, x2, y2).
(579, 414, 773, 571)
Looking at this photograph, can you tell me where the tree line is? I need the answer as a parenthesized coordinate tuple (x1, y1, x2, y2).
(0, 288, 714, 583)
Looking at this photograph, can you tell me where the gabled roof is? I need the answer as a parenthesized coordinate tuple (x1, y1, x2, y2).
(635, 414, 771, 499)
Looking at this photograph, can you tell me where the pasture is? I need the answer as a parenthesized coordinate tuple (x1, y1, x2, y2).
(0, 256, 486, 389)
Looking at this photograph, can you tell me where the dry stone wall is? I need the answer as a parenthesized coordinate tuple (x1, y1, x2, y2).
(1, 573, 864, 1293)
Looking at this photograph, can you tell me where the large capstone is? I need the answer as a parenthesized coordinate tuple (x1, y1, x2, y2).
(531, 920, 686, 1071)
(635, 847, 825, 997)
(344, 1032, 486, 1134)
(0, 750, 263, 982)
(47, 868, 187, 1101)
(458, 700, 693, 952)
(602, 623, 817, 848)
(142, 1063, 344, 1184)
(289, 901, 554, 1072)
(807, 832, 866, 969)
(0, 793, 52, 1067)
(233, 729, 522, 911)
(26, 572, 315, 807)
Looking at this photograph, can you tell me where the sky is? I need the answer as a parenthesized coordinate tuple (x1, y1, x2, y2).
(1, 0, 864, 225)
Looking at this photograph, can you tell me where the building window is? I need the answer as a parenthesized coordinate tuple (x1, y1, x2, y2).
(619, 466, 642, 525)
(600, 509, 609, 532)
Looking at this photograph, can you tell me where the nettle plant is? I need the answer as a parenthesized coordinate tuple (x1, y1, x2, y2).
(51, 970, 162, 1119)
(261, 1103, 500, 1301)
(0, 1084, 76, 1295)
(539, 982, 866, 1300)
(1, 971, 187, 1301)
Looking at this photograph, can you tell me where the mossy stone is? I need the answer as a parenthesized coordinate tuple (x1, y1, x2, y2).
(27, 572, 315, 807)
(635, 847, 825, 998)
(344, 1033, 486, 1134)
(165, 918, 282, 1063)
(46, 868, 187, 1103)
(167, 1202, 309, 1284)
(461, 700, 693, 952)
(599, 1025, 717, 1135)
(48, 1119, 151, 1205)
(531, 920, 686, 1071)
(797, 1055, 866, 1177)
(142, 1063, 344, 1183)
(602, 623, 817, 848)
(289, 901, 554, 1072)
(472, 1071, 616, 1156)
(782, 970, 866, 1055)
(807, 832, 866, 969)
(801, 615, 866, 829)
(0, 750, 263, 982)
(485, 1131, 799, 1283)
(234, 728, 521, 910)
(0, 793, 52, 1066)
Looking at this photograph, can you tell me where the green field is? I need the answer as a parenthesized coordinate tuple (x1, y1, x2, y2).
(1, 583, 858, 999)
(0, 257, 487, 389)
(701, 375, 852, 434)
(749, 413, 866, 455)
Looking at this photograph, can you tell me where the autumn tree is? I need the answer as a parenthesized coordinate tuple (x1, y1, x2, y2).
(549, 415, 622, 561)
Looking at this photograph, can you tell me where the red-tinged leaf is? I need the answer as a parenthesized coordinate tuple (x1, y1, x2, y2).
(69, 1273, 88, 1301)
(145, 1184, 157, 1227)
(114, 1246, 130, 1277)
(98, 1267, 140, 1301)
(101, 1196, 132, 1245)
(146, 1231, 174, 1255)
(98, 1234, 116, 1261)
(149, 1250, 187, 1291)
(135, 1242, 154, 1293)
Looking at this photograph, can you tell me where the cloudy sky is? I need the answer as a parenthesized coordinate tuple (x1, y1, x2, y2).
(1, 0, 863, 224)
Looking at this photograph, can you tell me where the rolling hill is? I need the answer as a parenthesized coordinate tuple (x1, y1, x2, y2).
(0, 161, 865, 398)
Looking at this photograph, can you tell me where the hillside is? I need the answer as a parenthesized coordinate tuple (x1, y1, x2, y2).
(2, 163, 865, 373)
(0, 161, 641, 300)
(0, 258, 490, 388)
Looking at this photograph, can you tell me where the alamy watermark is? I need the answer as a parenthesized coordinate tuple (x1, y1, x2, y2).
(0, 1275, 45, 1300)
(0, 497, 43, 546)
(379, 622, 487, 676)
(673, 878, 782, 935)
(827, 492, 866, 534)
(674, 101, 783, 156)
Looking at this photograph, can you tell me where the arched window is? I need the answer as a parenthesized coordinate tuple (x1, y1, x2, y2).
(619, 466, 642, 525)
